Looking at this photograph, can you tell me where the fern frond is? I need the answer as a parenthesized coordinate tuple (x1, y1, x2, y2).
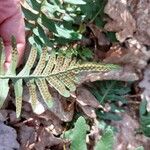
(0, 38, 5, 75)
(27, 80, 37, 110)
(13, 79, 23, 118)
(94, 129, 114, 150)
(63, 116, 88, 150)
(0, 41, 121, 117)
(22, 0, 85, 52)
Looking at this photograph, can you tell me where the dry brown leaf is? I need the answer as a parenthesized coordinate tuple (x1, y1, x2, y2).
(79, 68, 139, 84)
(104, 0, 136, 42)
(104, 38, 150, 69)
(49, 90, 74, 122)
(87, 24, 110, 47)
(79, 105, 97, 119)
(134, 0, 150, 46)
(76, 87, 101, 108)
(34, 128, 63, 150)
(39, 111, 64, 135)
(76, 87, 102, 118)
(77, 37, 149, 83)
(23, 86, 74, 122)
(112, 113, 150, 150)
(18, 125, 37, 149)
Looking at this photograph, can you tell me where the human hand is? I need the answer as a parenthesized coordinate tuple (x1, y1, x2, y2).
(0, 0, 25, 70)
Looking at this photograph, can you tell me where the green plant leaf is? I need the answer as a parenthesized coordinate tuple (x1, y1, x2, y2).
(13, 79, 23, 118)
(25, 0, 41, 11)
(89, 80, 131, 121)
(94, 129, 114, 150)
(0, 41, 121, 117)
(139, 100, 150, 137)
(64, 0, 86, 5)
(135, 146, 144, 150)
(0, 38, 5, 75)
(64, 116, 88, 150)
(0, 79, 9, 108)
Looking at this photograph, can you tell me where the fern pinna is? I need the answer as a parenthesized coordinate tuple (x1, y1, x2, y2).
(0, 38, 120, 117)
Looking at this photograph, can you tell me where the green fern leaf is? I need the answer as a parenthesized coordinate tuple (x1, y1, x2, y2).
(27, 80, 37, 111)
(64, 116, 88, 150)
(0, 40, 121, 117)
(0, 79, 9, 108)
(18, 45, 37, 76)
(42, 52, 56, 75)
(56, 74, 76, 92)
(13, 79, 23, 118)
(135, 146, 144, 150)
(32, 47, 47, 75)
(53, 54, 64, 73)
(94, 129, 114, 150)
(25, 0, 41, 11)
(46, 76, 70, 97)
(0, 38, 5, 75)
(7, 37, 18, 75)
(139, 100, 150, 137)
(36, 79, 53, 108)
(89, 81, 131, 121)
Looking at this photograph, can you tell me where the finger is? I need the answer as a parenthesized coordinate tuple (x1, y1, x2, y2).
(0, 1, 25, 70)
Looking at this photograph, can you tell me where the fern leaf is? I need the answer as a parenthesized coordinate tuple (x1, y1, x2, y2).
(71, 117, 87, 150)
(36, 79, 53, 108)
(65, 72, 79, 84)
(13, 79, 23, 118)
(0, 38, 5, 75)
(0, 40, 121, 117)
(0, 79, 9, 108)
(64, 116, 88, 150)
(135, 146, 144, 150)
(56, 74, 76, 92)
(61, 55, 72, 70)
(18, 45, 37, 76)
(69, 57, 77, 67)
(94, 129, 114, 150)
(25, 0, 41, 11)
(42, 52, 56, 75)
(0, 38, 9, 108)
(53, 54, 64, 73)
(46, 76, 70, 97)
(22, 7, 38, 21)
(7, 37, 18, 75)
(27, 80, 37, 111)
(69, 63, 119, 74)
(32, 47, 47, 75)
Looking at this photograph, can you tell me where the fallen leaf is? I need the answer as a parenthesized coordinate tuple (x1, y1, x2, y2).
(76, 87, 101, 118)
(104, 0, 136, 42)
(134, 0, 150, 46)
(39, 111, 64, 135)
(23, 86, 74, 122)
(104, 38, 150, 69)
(34, 128, 63, 150)
(18, 125, 37, 149)
(78, 67, 139, 84)
(76, 87, 101, 108)
(112, 113, 150, 150)
(87, 24, 110, 47)
(49, 90, 75, 122)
